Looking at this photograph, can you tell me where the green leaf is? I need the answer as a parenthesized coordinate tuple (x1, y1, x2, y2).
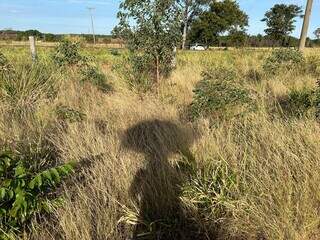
(10, 192, 26, 218)
(0, 208, 6, 216)
(19, 179, 26, 188)
(2, 179, 12, 187)
(29, 174, 43, 189)
(57, 164, 74, 176)
(50, 168, 60, 183)
(35, 175, 43, 188)
(0, 188, 6, 199)
(14, 165, 26, 178)
(8, 190, 14, 199)
(42, 170, 53, 183)
(28, 178, 36, 189)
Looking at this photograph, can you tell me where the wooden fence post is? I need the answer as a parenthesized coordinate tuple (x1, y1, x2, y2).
(29, 36, 37, 61)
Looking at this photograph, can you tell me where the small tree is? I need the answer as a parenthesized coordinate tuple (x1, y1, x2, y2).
(114, 0, 181, 84)
(261, 4, 302, 46)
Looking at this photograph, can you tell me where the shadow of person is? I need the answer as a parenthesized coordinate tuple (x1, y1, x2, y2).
(122, 119, 198, 240)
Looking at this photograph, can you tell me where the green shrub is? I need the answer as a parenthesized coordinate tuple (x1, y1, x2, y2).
(276, 82, 320, 120)
(263, 48, 305, 75)
(109, 49, 120, 56)
(52, 40, 83, 67)
(305, 55, 320, 77)
(189, 67, 254, 120)
(56, 105, 87, 123)
(0, 151, 75, 238)
(80, 62, 112, 93)
(52, 41, 112, 92)
(113, 54, 154, 92)
(276, 88, 315, 118)
(314, 80, 320, 120)
(114, 48, 177, 92)
(288, 89, 314, 113)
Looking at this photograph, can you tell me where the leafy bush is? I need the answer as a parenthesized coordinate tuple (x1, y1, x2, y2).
(109, 49, 120, 56)
(189, 67, 254, 120)
(52, 40, 112, 93)
(56, 105, 87, 123)
(113, 54, 154, 92)
(313, 80, 320, 120)
(52, 40, 83, 67)
(0, 151, 75, 238)
(305, 55, 320, 77)
(276, 88, 318, 118)
(276, 81, 320, 119)
(287, 89, 314, 114)
(80, 62, 112, 93)
(263, 48, 305, 75)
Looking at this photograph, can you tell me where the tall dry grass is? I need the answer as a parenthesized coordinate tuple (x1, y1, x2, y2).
(1, 47, 320, 239)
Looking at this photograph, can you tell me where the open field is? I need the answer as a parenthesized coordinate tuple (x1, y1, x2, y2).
(1, 45, 320, 240)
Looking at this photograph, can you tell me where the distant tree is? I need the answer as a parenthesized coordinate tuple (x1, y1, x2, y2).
(189, 0, 248, 46)
(314, 28, 320, 39)
(247, 34, 266, 47)
(24, 29, 43, 38)
(44, 33, 57, 42)
(113, 0, 181, 84)
(178, 0, 210, 49)
(228, 30, 247, 47)
(261, 4, 302, 46)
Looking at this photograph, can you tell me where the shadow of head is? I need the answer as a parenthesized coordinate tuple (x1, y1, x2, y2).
(121, 119, 195, 160)
(122, 120, 199, 239)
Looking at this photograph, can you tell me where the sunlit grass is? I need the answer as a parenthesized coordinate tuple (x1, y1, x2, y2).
(1, 47, 320, 239)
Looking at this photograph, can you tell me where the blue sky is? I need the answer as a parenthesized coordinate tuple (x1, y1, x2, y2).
(0, 0, 319, 37)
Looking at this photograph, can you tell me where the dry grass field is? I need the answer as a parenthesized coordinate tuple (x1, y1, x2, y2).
(1, 45, 320, 240)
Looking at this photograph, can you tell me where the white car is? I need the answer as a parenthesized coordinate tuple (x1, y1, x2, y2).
(190, 44, 206, 51)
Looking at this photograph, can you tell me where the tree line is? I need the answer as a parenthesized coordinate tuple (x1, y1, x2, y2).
(114, 0, 319, 49)
(0, 29, 115, 44)
(184, 1, 319, 48)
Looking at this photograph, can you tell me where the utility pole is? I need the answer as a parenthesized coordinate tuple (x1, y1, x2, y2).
(299, 0, 314, 51)
(87, 7, 96, 44)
